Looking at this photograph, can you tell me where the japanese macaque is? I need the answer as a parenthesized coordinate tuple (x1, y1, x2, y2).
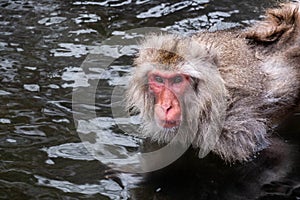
(126, 2, 300, 163)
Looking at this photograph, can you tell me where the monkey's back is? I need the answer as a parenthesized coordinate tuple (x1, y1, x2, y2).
(194, 31, 265, 95)
(194, 31, 266, 100)
(194, 29, 300, 124)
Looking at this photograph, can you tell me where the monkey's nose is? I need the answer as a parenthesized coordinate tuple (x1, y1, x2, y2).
(159, 88, 176, 113)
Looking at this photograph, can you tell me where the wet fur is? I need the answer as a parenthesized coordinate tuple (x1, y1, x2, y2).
(126, 2, 300, 163)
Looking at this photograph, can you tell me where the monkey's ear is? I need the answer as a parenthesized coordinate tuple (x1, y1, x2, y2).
(244, 3, 299, 43)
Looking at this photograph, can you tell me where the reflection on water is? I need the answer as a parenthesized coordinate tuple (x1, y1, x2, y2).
(0, 0, 299, 199)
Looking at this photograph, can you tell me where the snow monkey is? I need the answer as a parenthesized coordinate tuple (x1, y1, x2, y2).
(126, 2, 300, 163)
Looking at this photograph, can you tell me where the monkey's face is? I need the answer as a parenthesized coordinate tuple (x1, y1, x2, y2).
(147, 70, 191, 129)
(126, 34, 227, 150)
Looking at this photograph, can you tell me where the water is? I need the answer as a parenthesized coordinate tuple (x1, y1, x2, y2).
(0, 0, 300, 199)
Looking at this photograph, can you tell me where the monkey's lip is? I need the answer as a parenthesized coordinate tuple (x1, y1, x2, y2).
(160, 120, 181, 128)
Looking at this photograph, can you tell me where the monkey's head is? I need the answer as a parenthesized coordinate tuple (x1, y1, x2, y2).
(126, 34, 228, 155)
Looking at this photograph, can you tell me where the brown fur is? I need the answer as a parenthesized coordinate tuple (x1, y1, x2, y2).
(244, 2, 300, 46)
(126, 2, 300, 163)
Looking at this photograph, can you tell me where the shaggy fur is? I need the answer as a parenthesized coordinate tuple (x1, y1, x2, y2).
(126, 2, 300, 163)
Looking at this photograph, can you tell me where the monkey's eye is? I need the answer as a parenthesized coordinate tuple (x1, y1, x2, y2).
(172, 75, 183, 84)
(154, 75, 164, 83)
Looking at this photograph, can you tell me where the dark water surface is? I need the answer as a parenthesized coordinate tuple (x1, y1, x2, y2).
(1, 0, 300, 199)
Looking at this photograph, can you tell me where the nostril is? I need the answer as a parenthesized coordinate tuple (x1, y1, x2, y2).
(166, 106, 172, 112)
(161, 104, 172, 113)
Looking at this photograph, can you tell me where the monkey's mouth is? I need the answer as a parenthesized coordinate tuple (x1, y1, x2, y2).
(159, 120, 181, 128)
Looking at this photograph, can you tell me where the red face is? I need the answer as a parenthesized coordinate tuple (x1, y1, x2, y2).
(148, 71, 191, 128)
